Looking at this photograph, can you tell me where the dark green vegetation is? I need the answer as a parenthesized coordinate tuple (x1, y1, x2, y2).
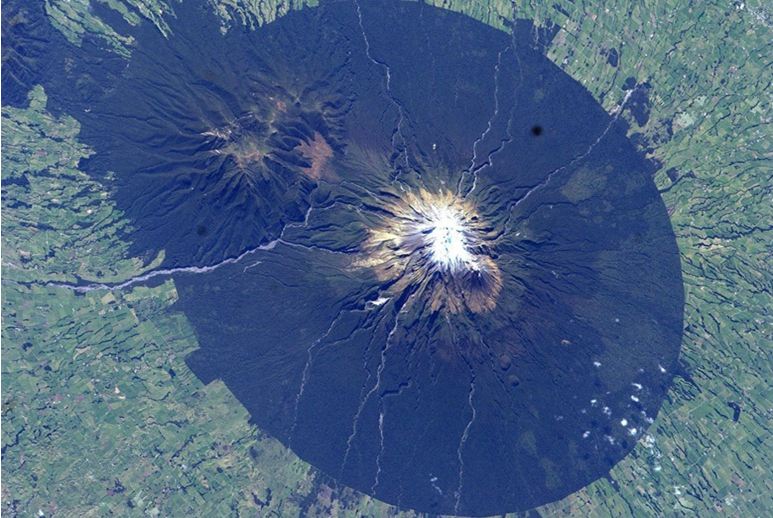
(151, 3, 683, 514)
(3, 1, 771, 516)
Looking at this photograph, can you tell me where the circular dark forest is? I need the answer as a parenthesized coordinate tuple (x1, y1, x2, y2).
(24, 1, 684, 515)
